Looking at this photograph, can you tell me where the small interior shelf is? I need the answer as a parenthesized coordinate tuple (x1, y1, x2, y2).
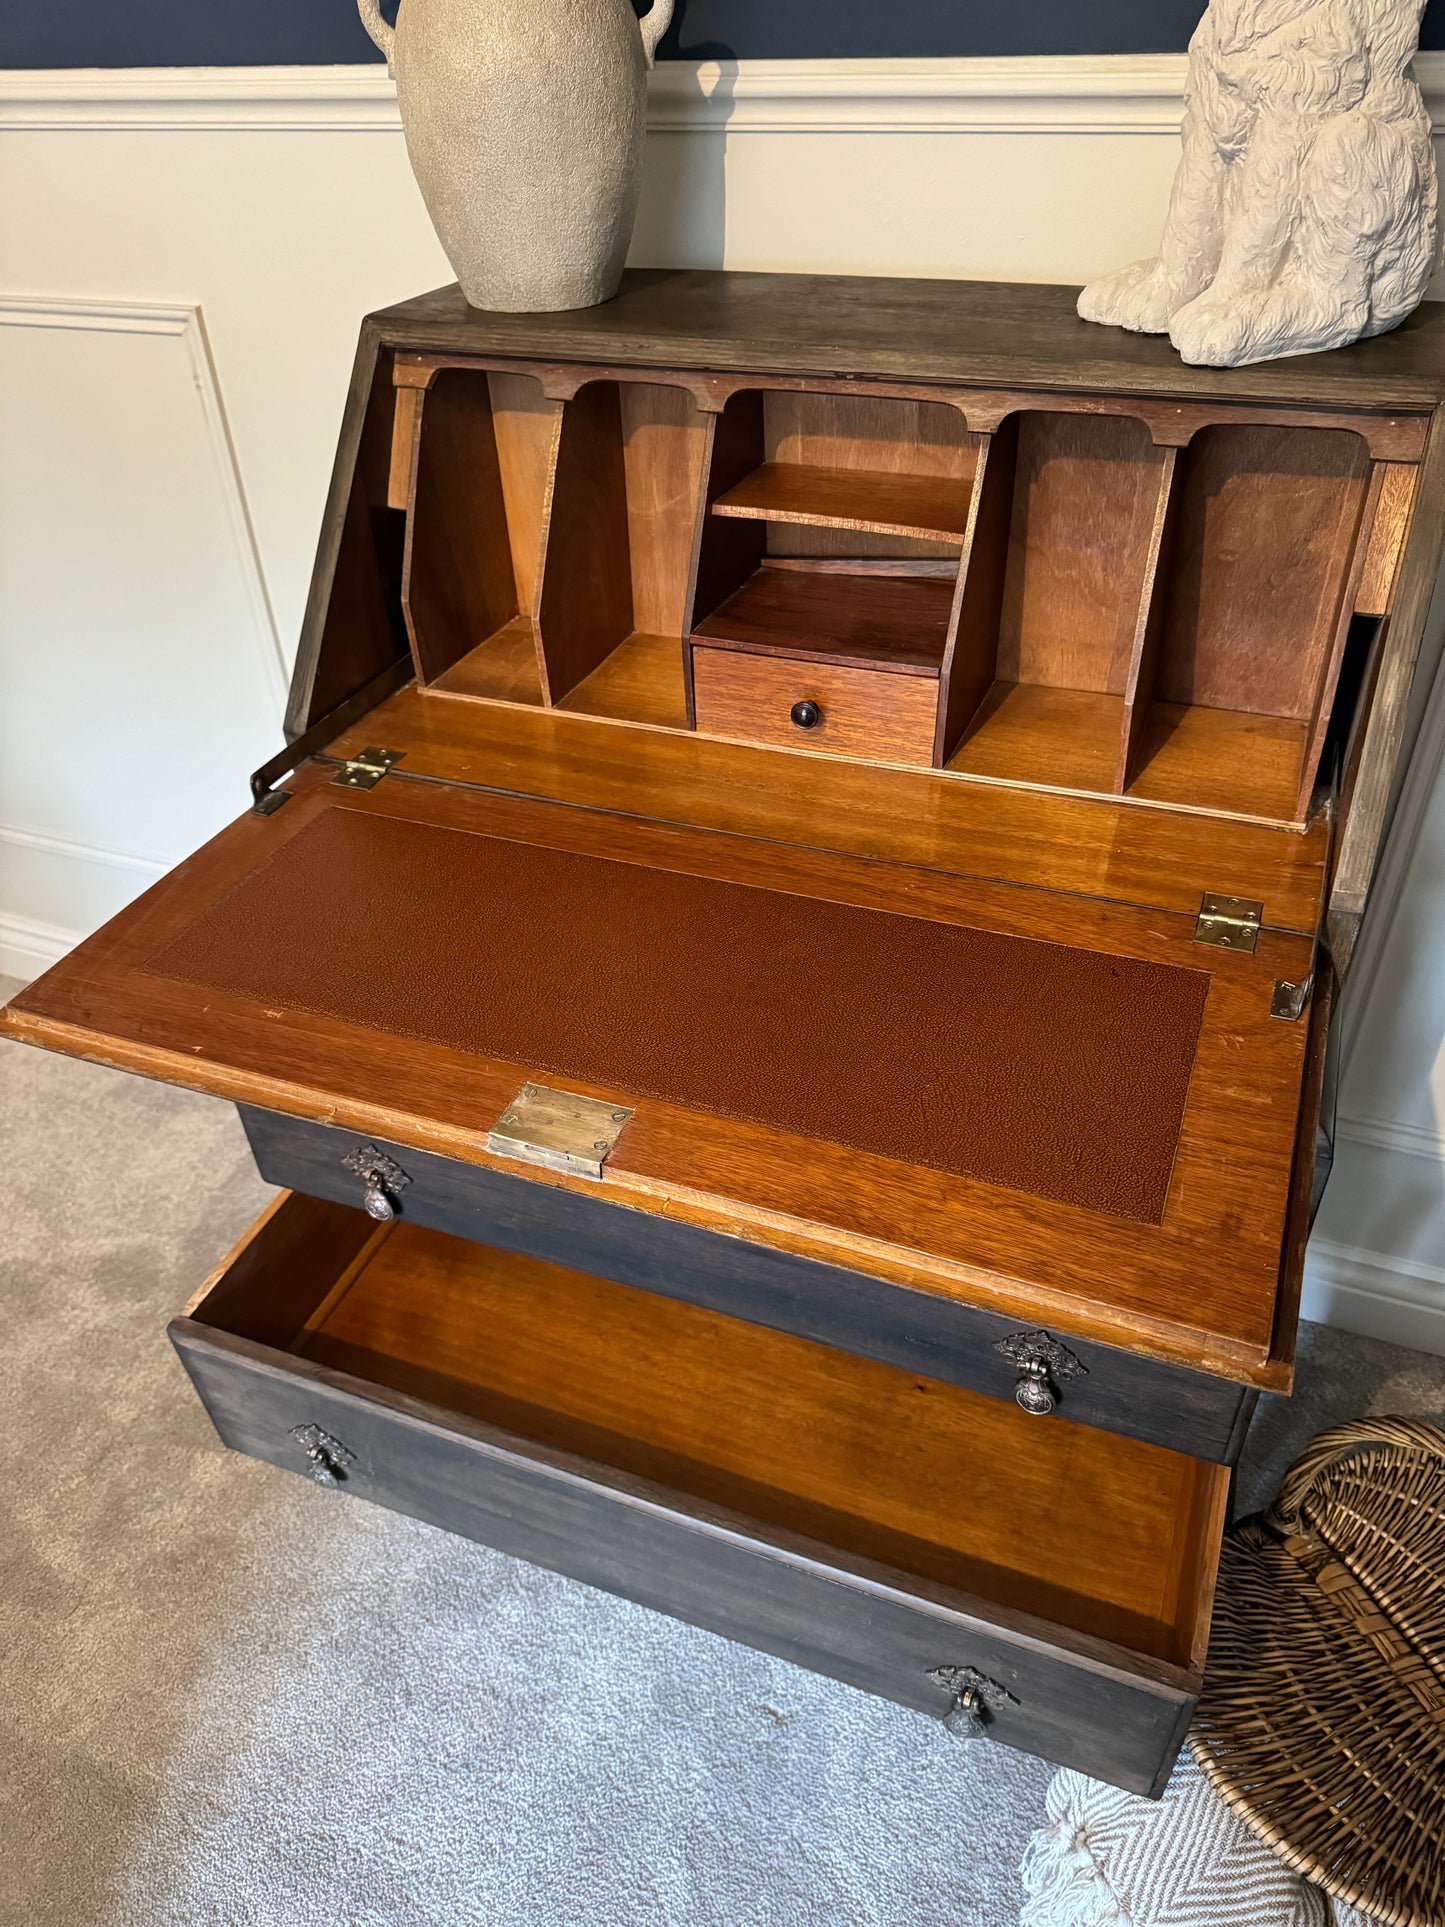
(1124, 705, 1312, 821)
(693, 565, 953, 676)
(427, 615, 546, 706)
(712, 462, 972, 546)
(555, 630, 690, 730)
(947, 684, 1127, 793)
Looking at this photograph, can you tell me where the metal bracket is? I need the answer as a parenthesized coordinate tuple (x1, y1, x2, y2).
(1195, 893, 1264, 953)
(488, 1083, 635, 1180)
(993, 1329, 1088, 1417)
(928, 1666, 1019, 1740)
(249, 656, 414, 814)
(331, 746, 405, 791)
(1270, 973, 1315, 1022)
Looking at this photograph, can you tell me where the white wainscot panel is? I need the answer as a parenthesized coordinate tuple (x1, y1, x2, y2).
(0, 301, 286, 971)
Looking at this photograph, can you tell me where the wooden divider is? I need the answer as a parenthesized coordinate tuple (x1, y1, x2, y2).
(1121, 423, 1373, 823)
(399, 367, 560, 707)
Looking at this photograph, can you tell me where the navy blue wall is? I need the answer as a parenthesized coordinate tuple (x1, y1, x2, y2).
(8, 0, 1444, 68)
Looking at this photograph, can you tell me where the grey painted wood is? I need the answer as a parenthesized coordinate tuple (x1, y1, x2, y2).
(240, 1104, 1258, 1463)
(378, 273, 1445, 411)
(170, 1314, 1199, 1796)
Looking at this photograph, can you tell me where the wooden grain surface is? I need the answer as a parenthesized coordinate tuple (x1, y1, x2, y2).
(557, 630, 690, 729)
(276, 1214, 1220, 1664)
(487, 370, 561, 613)
(760, 390, 976, 561)
(995, 412, 1167, 696)
(948, 683, 1127, 793)
(4, 764, 1319, 1378)
(325, 686, 1333, 930)
(692, 567, 954, 673)
(401, 370, 518, 684)
(426, 615, 545, 707)
(1355, 462, 1418, 617)
(1153, 425, 1370, 721)
(618, 380, 711, 638)
(714, 461, 972, 546)
(535, 381, 635, 701)
(691, 645, 942, 764)
(374, 274, 1445, 413)
(1125, 706, 1312, 824)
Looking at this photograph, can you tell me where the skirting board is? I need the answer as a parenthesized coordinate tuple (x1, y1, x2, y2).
(1302, 1240, 1445, 1359)
(0, 912, 79, 984)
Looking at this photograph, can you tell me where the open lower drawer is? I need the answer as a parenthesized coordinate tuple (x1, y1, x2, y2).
(172, 1190, 1229, 1796)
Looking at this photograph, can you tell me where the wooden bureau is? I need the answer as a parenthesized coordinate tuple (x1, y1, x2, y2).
(9, 272, 1445, 1797)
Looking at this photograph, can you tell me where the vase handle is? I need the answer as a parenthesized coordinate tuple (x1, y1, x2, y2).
(638, 0, 673, 68)
(357, 0, 396, 71)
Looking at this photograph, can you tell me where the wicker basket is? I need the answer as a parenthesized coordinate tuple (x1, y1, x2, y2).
(1190, 1416, 1445, 1927)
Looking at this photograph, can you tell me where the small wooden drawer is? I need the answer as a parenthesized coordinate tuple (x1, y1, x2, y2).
(239, 1107, 1259, 1464)
(173, 1192, 1227, 1795)
(690, 645, 940, 765)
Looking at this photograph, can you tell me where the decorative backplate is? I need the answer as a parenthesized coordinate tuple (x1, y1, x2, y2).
(993, 1330, 1088, 1381)
(290, 1423, 356, 1487)
(993, 1329, 1089, 1416)
(927, 1665, 1019, 1740)
(342, 1144, 411, 1190)
(341, 1144, 412, 1221)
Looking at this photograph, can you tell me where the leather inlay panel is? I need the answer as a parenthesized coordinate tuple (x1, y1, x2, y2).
(143, 809, 1209, 1221)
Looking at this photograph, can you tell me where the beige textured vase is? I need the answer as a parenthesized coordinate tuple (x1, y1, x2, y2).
(358, 0, 673, 312)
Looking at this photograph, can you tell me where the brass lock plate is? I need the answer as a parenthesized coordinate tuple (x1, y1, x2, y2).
(487, 1082, 635, 1180)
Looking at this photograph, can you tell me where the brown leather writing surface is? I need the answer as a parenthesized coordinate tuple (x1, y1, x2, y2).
(144, 809, 1209, 1222)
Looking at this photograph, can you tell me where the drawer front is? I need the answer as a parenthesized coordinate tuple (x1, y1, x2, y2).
(171, 1316, 1196, 1797)
(690, 645, 940, 765)
(240, 1106, 1257, 1463)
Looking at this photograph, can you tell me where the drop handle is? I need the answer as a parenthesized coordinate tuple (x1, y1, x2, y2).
(993, 1329, 1088, 1417)
(791, 700, 822, 730)
(341, 1144, 412, 1222)
(928, 1666, 1018, 1740)
(291, 1424, 355, 1488)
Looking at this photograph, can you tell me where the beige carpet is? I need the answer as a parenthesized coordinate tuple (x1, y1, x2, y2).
(4, 973, 1444, 1927)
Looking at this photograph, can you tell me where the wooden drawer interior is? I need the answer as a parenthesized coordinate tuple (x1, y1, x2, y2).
(188, 1195, 1227, 1675)
(385, 354, 1411, 825)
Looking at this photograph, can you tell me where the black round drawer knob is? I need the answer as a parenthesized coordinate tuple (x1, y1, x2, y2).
(790, 700, 822, 731)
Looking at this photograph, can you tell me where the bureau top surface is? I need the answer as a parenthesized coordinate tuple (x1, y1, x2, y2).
(376, 271, 1445, 411)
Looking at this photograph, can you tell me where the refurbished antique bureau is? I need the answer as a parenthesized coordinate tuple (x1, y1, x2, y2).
(9, 272, 1445, 1796)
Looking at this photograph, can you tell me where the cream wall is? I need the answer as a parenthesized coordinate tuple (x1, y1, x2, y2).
(2, 56, 1442, 1349)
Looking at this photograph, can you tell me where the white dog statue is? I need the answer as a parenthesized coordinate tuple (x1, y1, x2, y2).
(1079, 0, 1440, 366)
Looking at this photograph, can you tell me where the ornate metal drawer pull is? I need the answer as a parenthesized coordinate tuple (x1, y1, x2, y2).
(993, 1329, 1088, 1417)
(341, 1143, 412, 1222)
(290, 1423, 355, 1488)
(928, 1666, 1018, 1740)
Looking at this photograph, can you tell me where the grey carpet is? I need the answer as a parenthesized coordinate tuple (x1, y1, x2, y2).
(4, 972, 1444, 1927)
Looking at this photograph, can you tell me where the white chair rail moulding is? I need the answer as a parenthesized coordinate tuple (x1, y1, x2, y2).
(0, 54, 1442, 1354)
(3, 53, 1445, 133)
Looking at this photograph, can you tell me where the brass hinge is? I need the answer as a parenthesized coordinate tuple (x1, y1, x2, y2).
(1194, 893, 1263, 953)
(331, 746, 405, 791)
(488, 1082, 636, 1180)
